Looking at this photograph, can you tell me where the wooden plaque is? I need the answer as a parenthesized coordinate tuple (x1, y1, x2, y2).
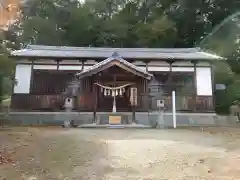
(109, 116, 121, 124)
(130, 87, 137, 106)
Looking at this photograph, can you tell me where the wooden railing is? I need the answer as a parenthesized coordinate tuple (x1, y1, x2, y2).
(11, 93, 94, 111)
(137, 95, 214, 112)
(11, 94, 213, 112)
(140, 84, 214, 112)
(11, 94, 66, 111)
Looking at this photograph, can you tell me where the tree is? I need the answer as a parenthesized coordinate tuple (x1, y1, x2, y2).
(0, 29, 15, 104)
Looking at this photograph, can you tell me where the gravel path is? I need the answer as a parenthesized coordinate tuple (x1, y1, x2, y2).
(1, 127, 240, 180)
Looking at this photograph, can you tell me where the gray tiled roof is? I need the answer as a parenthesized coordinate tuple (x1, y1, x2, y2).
(76, 52, 153, 80)
(11, 45, 222, 60)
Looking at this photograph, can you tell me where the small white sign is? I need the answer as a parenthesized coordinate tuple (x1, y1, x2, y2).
(64, 98, 73, 109)
(157, 100, 164, 108)
(216, 84, 226, 90)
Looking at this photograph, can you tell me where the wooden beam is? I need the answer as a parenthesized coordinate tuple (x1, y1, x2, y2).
(93, 76, 97, 123)
(145, 61, 150, 111)
(210, 62, 215, 111)
(116, 62, 150, 79)
(78, 60, 151, 80)
(146, 61, 149, 72)
(56, 60, 60, 70)
(192, 60, 198, 112)
(165, 59, 174, 93)
(29, 59, 35, 94)
(80, 60, 84, 71)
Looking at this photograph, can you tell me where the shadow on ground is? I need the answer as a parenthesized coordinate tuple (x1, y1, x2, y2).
(75, 127, 240, 151)
(0, 127, 109, 180)
(1, 127, 240, 180)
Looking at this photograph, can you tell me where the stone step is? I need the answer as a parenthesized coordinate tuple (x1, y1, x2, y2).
(78, 124, 152, 128)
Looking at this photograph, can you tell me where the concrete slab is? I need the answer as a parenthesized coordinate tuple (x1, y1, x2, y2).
(1, 111, 237, 127)
(78, 124, 152, 129)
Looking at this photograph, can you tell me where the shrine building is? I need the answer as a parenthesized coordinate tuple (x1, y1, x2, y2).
(10, 45, 222, 114)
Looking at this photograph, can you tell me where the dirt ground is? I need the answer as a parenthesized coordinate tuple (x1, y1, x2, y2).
(1, 127, 240, 180)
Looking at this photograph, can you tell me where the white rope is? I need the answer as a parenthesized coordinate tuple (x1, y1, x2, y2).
(94, 83, 133, 90)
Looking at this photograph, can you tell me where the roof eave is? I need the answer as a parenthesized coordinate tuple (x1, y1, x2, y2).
(76, 56, 153, 80)
(9, 54, 222, 60)
(76, 71, 152, 80)
(196, 52, 224, 60)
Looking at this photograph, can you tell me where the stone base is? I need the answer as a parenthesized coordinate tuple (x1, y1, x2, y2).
(63, 120, 71, 128)
(1, 112, 238, 127)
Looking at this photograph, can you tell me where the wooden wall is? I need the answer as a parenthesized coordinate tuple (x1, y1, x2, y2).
(11, 68, 214, 112)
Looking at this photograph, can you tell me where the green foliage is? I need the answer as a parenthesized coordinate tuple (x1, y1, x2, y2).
(0, 54, 15, 103)
(0, 30, 16, 104)
(0, 74, 3, 104)
(0, 55, 15, 76)
(6, 0, 238, 48)
(214, 62, 234, 114)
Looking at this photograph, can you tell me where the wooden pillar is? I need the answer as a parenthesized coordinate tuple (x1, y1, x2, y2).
(132, 86, 136, 123)
(210, 61, 215, 111)
(167, 60, 174, 93)
(55, 60, 60, 110)
(169, 61, 174, 111)
(81, 60, 84, 71)
(83, 78, 87, 111)
(29, 59, 35, 94)
(93, 76, 97, 123)
(56, 60, 60, 70)
(164, 60, 174, 111)
(76, 60, 85, 111)
(113, 74, 116, 113)
(145, 61, 150, 111)
(192, 60, 198, 112)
